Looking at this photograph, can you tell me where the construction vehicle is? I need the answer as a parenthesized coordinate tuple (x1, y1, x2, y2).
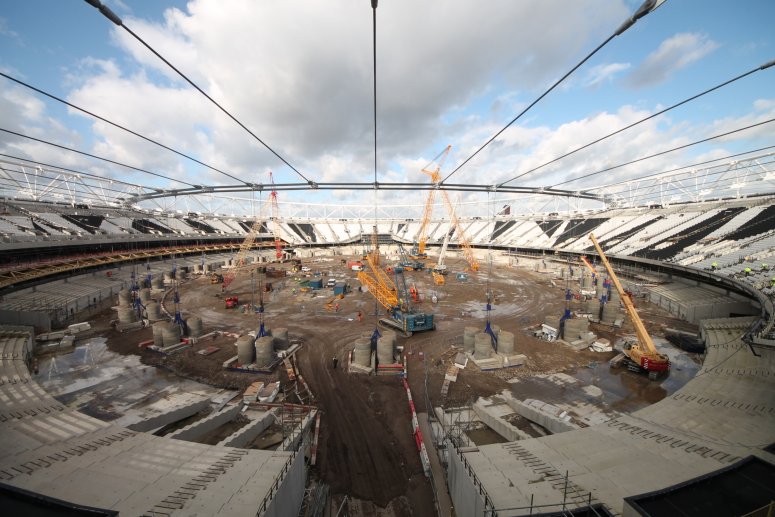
(589, 233, 669, 379)
(225, 296, 239, 309)
(357, 230, 434, 337)
(409, 242, 427, 260)
(420, 145, 479, 272)
(432, 228, 452, 285)
(409, 284, 420, 303)
(397, 243, 424, 271)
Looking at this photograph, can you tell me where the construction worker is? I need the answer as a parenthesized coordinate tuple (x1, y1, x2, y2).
(711, 261, 718, 270)
(332, 356, 338, 369)
(762, 263, 769, 271)
(357, 311, 363, 322)
(335, 303, 340, 312)
(771, 276, 775, 288)
(744, 267, 752, 276)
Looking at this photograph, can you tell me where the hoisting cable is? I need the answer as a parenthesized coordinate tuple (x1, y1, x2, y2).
(83, 0, 313, 185)
(498, 58, 775, 188)
(0, 71, 248, 186)
(441, 0, 669, 185)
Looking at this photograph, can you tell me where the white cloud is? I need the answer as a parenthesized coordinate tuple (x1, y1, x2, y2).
(6, 0, 771, 212)
(0, 17, 20, 42)
(703, 98, 775, 143)
(584, 62, 631, 88)
(627, 33, 719, 88)
(75, 0, 629, 184)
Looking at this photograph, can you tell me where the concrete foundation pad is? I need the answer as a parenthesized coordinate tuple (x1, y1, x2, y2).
(498, 353, 526, 367)
(348, 362, 373, 374)
(566, 339, 593, 351)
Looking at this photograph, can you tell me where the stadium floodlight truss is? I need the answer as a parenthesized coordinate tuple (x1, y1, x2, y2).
(0, 158, 155, 207)
(588, 151, 775, 208)
(2, 151, 774, 217)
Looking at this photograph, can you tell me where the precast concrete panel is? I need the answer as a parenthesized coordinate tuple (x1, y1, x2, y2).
(262, 449, 306, 517)
(446, 440, 488, 517)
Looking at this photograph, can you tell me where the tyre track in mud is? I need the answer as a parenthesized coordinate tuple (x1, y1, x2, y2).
(294, 321, 434, 513)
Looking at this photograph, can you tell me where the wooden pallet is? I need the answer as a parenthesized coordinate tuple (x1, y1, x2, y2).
(440, 365, 459, 399)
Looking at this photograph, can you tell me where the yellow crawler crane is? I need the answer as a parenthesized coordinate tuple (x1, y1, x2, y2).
(357, 227, 434, 337)
(589, 233, 669, 379)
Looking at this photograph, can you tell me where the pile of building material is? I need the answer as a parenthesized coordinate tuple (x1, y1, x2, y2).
(589, 337, 612, 352)
(535, 322, 558, 341)
(243, 381, 265, 403)
(35, 321, 93, 352)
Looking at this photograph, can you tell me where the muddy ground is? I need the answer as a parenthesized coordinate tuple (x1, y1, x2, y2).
(95, 253, 696, 515)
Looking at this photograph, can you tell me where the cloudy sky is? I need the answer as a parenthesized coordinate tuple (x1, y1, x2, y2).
(1, 0, 774, 216)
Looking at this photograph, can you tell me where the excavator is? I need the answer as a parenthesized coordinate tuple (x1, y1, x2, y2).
(589, 233, 669, 379)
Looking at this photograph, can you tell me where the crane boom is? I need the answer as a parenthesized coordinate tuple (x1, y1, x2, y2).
(417, 146, 451, 255)
(580, 256, 596, 276)
(589, 233, 669, 375)
(357, 244, 434, 337)
(222, 218, 263, 291)
(437, 228, 451, 270)
(439, 189, 479, 271)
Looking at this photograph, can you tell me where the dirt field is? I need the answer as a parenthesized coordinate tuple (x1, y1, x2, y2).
(95, 253, 693, 515)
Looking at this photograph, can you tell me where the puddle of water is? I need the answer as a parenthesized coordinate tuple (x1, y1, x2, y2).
(509, 337, 701, 417)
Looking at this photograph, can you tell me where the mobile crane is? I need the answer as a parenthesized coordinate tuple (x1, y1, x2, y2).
(432, 228, 452, 285)
(589, 233, 669, 379)
(357, 229, 434, 337)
